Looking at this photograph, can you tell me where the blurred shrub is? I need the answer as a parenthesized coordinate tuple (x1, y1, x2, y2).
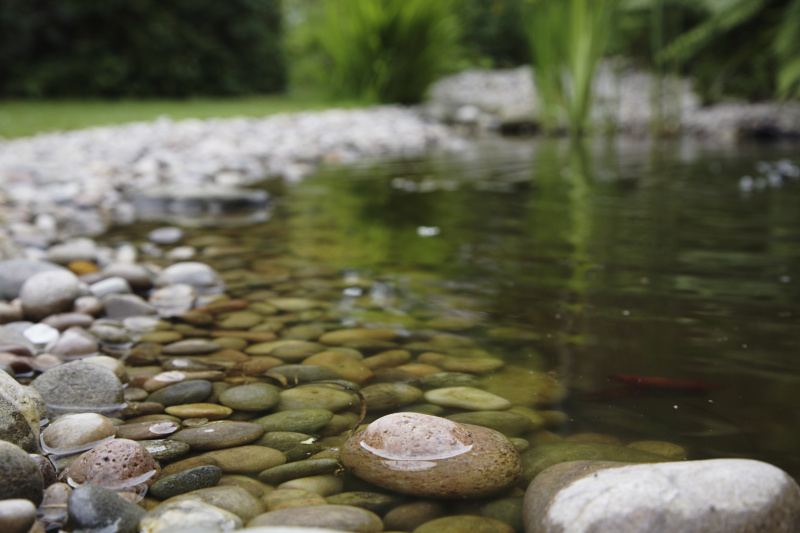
(0, 0, 285, 98)
(456, 0, 530, 68)
(304, 0, 461, 104)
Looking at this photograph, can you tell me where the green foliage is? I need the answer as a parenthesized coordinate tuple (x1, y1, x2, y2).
(0, 0, 285, 98)
(455, 0, 530, 67)
(774, 0, 800, 98)
(309, 0, 461, 104)
(524, 0, 616, 135)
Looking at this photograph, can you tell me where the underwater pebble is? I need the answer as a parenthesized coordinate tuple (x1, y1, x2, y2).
(218, 383, 280, 412)
(63, 438, 160, 491)
(149, 465, 224, 500)
(139, 498, 242, 533)
(67, 482, 146, 533)
(0, 441, 43, 504)
(170, 421, 265, 450)
(247, 504, 383, 532)
(0, 498, 37, 533)
(41, 413, 115, 454)
(423, 386, 512, 411)
(199, 445, 286, 474)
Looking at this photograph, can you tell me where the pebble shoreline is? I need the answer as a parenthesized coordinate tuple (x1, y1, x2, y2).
(1, 71, 800, 533)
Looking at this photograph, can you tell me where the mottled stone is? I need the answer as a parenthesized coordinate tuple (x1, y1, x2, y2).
(30, 360, 124, 416)
(139, 498, 242, 533)
(251, 408, 333, 434)
(341, 412, 522, 499)
(139, 439, 191, 462)
(149, 466, 224, 500)
(63, 438, 160, 490)
(415, 515, 515, 533)
(199, 445, 286, 474)
(146, 380, 213, 407)
(0, 369, 42, 452)
(524, 459, 800, 533)
(247, 504, 382, 532)
(218, 383, 280, 412)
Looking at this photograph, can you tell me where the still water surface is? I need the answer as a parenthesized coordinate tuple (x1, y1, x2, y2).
(115, 136, 800, 479)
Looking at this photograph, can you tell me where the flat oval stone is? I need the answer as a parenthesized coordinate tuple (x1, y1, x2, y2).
(199, 445, 286, 474)
(279, 474, 343, 497)
(0, 498, 36, 533)
(116, 420, 181, 441)
(424, 386, 512, 411)
(415, 515, 515, 533)
(302, 351, 373, 383)
(218, 383, 280, 412)
(139, 439, 191, 462)
(254, 432, 315, 452)
(165, 486, 265, 522)
(247, 504, 382, 532)
(340, 412, 522, 499)
(162, 339, 222, 355)
(360, 383, 423, 412)
(149, 466, 224, 500)
(0, 441, 43, 504)
(267, 365, 341, 384)
(170, 421, 265, 450)
(154, 262, 225, 295)
(165, 403, 233, 420)
(417, 352, 504, 374)
(383, 501, 447, 532)
(263, 488, 327, 511)
(446, 410, 535, 437)
(319, 328, 398, 345)
(252, 408, 332, 434)
(276, 386, 355, 412)
(30, 361, 124, 416)
(258, 458, 341, 486)
(325, 491, 403, 516)
(146, 380, 213, 407)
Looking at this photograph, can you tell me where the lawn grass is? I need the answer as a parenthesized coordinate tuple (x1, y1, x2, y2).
(0, 92, 364, 139)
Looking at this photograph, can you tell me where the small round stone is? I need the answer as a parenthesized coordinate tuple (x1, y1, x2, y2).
(0, 498, 36, 533)
(247, 504, 382, 532)
(252, 408, 333, 434)
(0, 441, 43, 504)
(383, 501, 447, 532)
(446, 410, 535, 437)
(138, 498, 242, 533)
(19, 269, 80, 321)
(146, 380, 213, 407)
(149, 466, 224, 500)
(165, 486, 265, 522)
(30, 360, 124, 416)
(258, 458, 341, 486)
(278, 474, 343, 497)
(263, 488, 327, 511)
(199, 445, 286, 474)
(360, 382, 424, 412)
(170, 421, 265, 450)
(302, 351, 373, 383)
(155, 262, 225, 295)
(67, 482, 146, 533)
(423, 386, 512, 411)
(165, 403, 233, 420)
(218, 383, 280, 412)
(325, 491, 402, 516)
(41, 413, 115, 454)
(276, 386, 355, 412)
(340, 412, 522, 499)
(413, 515, 515, 533)
(63, 438, 160, 490)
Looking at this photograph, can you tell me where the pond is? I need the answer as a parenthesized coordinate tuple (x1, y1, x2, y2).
(106, 135, 800, 500)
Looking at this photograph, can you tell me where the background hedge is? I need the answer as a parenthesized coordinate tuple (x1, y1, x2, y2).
(0, 0, 285, 98)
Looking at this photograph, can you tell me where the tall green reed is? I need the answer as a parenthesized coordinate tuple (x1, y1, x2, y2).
(524, 0, 616, 135)
(314, 0, 460, 104)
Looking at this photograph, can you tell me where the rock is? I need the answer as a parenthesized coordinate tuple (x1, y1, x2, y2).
(63, 438, 160, 491)
(267, 365, 341, 384)
(104, 293, 159, 319)
(149, 466, 224, 500)
(0, 498, 37, 533)
(199, 445, 286, 474)
(146, 380, 213, 406)
(139, 439, 191, 462)
(218, 383, 280, 412)
(162, 339, 222, 355)
(523, 459, 800, 533)
(276, 386, 356, 412)
(39, 482, 72, 530)
(417, 352, 504, 374)
(251, 408, 333, 434)
(46, 326, 99, 359)
(326, 491, 402, 516)
(423, 386, 511, 411)
(626, 440, 688, 460)
(414, 515, 515, 533)
(360, 382, 424, 412)
(301, 351, 373, 383)
(116, 420, 181, 441)
(67, 482, 146, 533)
(383, 501, 447, 532)
(262, 488, 327, 511)
(89, 276, 132, 299)
(0, 440, 43, 504)
(278, 474, 343, 497)
(165, 403, 233, 420)
(341, 412, 522, 499)
(480, 366, 567, 407)
(165, 486, 265, 522)
(247, 504, 383, 532)
(155, 262, 225, 295)
(480, 497, 525, 532)
(318, 328, 398, 345)
(40, 413, 115, 455)
(446, 410, 535, 437)
(30, 360, 124, 416)
(139, 498, 242, 533)
(149, 284, 198, 317)
(19, 269, 80, 320)
(170, 421, 265, 450)
(0, 369, 42, 452)
(258, 458, 341, 486)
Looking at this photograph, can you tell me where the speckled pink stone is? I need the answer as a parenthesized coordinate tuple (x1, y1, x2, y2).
(341, 412, 522, 499)
(63, 438, 160, 489)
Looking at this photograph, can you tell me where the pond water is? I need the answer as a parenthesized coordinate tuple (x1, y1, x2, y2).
(109, 136, 800, 483)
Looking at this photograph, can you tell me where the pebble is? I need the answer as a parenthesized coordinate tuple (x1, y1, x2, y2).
(276, 386, 355, 412)
(247, 504, 383, 532)
(166, 486, 266, 522)
(263, 488, 327, 511)
(39, 483, 71, 530)
(146, 380, 214, 406)
(278, 474, 343, 496)
(414, 515, 515, 533)
(340, 412, 522, 499)
(258, 458, 341, 486)
(0, 441, 43, 504)
(383, 501, 447, 532)
(360, 382, 424, 412)
(29, 360, 124, 415)
(199, 445, 286, 474)
(155, 262, 225, 295)
(67, 482, 146, 533)
(252, 408, 333, 434)
(0, 369, 43, 452)
(423, 386, 512, 411)
(446, 410, 534, 437)
(104, 293, 159, 319)
(0, 260, 67, 300)
(0, 499, 37, 533)
(318, 328, 398, 345)
(149, 465, 224, 500)
(116, 420, 181, 440)
(40, 413, 115, 454)
(302, 351, 373, 383)
(138, 498, 242, 533)
(326, 491, 402, 516)
(162, 339, 222, 355)
(218, 383, 280, 412)
(170, 421, 265, 450)
(19, 269, 80, 321)
(149, 284, 198, 317)
(267, 364, 341, 384)
(165, 403, 233, 420)
(140, 439, 191, 462)
(63, 438, 160, 491)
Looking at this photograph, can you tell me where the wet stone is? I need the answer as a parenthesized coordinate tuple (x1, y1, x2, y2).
(0, 498, 36, 533)
(278, 474, 343, 497)
(341, 412, 523, 499)
(67, 482, 146, 533)
(415, 515, 515, 533)
(254, 431, 316, 452)
(140, 331, 184, 344)
(319, 328, 398, 346)
(269, 341, 328, 362)
(258, 458, 341, 486)
(218, 383, 280, 412)
(252, 408, 333, 434)
(199, 445, 286, 474)
(417, 352, 504, 374)
(216, 475, 271, 499)
(247, 504, 382, 532)
(447, 410, 535, 437)
(149, 465, 224, 500)
(170, 421, 265, 450)
(104, 293, 159, 319)
(162, 339, 222, 355)
(0, 441, 43, 504)
(326, 491, 403, 516)
(263, 488, 327, 511)
(0, 369, 42, 452)
(41, 413, 115, 454)
(216, 311, 263, 329)
(362, 349, 412, 370)
(276, 386, 355, 413)
(165, 403, 233, 420)
(146, 380, 213, 407)
(302, 351, 373, 383)
(116, 420, 181, 441)
(138, 498, 242, 533)
(139, 439, 191, 462)
(423, 386, 512, 411)
(30, 360, 124, 416)
(154, 262, 225, 295)
(267, 364, 341, 384)
(41, 312, 94, 331)
(19, 269, 80, 321)
(383, 501, 447, 532)
(168, 485, 266, 523)
(63, 438, 160, 491)
(360, 382, 424, 412)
